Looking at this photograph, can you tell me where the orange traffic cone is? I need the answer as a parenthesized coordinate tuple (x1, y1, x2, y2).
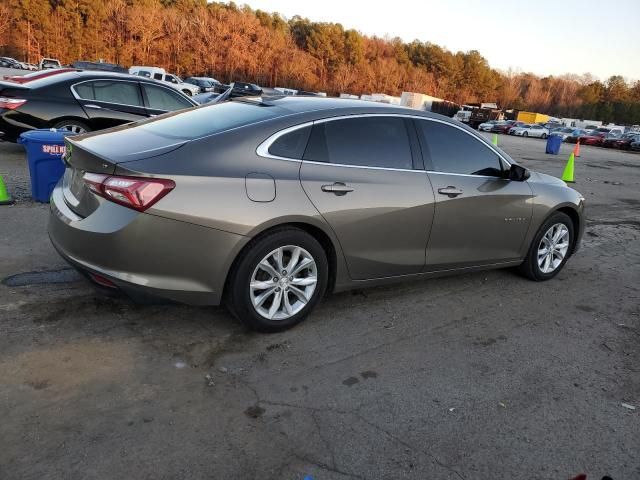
(573, 140, 580, 157)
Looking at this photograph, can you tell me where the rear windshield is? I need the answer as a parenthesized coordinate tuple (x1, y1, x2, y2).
(137, 100, 280, 140)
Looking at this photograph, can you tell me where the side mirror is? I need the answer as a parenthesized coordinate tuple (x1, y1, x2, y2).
(508, 164, 530, 182)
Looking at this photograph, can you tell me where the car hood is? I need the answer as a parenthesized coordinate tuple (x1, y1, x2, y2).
(528, 171, 567, 187)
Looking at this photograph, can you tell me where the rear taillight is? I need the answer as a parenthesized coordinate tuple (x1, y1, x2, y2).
(0, 97, 27, 110)
(82, 173, 175, 211)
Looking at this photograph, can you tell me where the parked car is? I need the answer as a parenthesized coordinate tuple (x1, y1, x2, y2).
(583, 125, 600, 134)
(507, 121, 526, 134)
(565, 129, 588, 143)
(0, 70, 197, 141)
(478, 120, 498, 131)
(630, 138, 640, 151)
(602, 132, 639, 149)
(579, 128, 610, 146)
(39, 58, 62, 69)
(490, 120, 517, 134)
(184, 76, 227, 94)
(129, 66, 200, 96)
(48, 97, 585, 332)
(550, 127, 578, 141)
(513, 124, 549, 138)
(0, 57, 26, 69)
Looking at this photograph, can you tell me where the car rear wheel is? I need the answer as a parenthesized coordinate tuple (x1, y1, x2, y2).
(518, 211, 574, 281)
(226, 228, 328, 332)
(523, 132, 528, 137)
(52, 120, 90, 135)
(182, 89, 192, 96)
(541, 133, 547, 139)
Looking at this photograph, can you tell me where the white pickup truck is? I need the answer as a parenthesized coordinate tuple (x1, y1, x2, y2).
(129, 66, 200, 96)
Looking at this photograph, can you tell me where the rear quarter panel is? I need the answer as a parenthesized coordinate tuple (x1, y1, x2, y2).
(115, 118, 352, 290)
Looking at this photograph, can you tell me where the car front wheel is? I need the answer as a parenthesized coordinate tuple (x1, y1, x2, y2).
(518, 211, 574, 281)
(541, 133, 547, 139)
(227, 228, 328, 332)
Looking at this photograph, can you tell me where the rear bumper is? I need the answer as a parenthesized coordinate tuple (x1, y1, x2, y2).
(0, 113, 29, 142)
(48, 182, 249, 305)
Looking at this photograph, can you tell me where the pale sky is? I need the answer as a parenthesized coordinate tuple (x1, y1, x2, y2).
(239, 0, 640, 81)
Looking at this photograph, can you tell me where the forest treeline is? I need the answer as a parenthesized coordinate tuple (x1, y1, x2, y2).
(1, 0, 640, 124)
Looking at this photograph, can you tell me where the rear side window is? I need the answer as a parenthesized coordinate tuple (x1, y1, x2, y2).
(73, 80, 143, 107)
(304, 116, 413, 170)
(138, 100, 279, 140)
(142, 84, 192, 111)
(268, 126, 311, 159)
(417, 120, 503, 177)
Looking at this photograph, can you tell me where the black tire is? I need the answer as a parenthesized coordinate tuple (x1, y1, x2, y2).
(541, 133, 547, 139)
(518, 211, 574, 281)
(182, 89, 192, 96)
(226, 227, 328, 332)
(52, 119, 90, 135)
(523, 131, 528, 137)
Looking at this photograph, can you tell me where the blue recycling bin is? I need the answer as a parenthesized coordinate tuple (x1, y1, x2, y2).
(545, 135, 563, 155)
(18, 128, 75, 202)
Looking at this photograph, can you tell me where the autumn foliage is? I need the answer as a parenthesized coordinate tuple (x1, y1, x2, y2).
(2, 0, 640, 124)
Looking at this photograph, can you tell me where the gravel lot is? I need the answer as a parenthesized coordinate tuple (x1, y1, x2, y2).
(0, 134, 638, 480)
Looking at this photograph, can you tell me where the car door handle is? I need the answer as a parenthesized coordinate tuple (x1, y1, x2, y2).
(84, 104, 102, 109)
(321, 182, 354, 195)
(437, 186, 463, 198)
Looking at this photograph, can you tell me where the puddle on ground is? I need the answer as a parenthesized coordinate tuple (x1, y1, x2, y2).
(2, 268, 82, 287)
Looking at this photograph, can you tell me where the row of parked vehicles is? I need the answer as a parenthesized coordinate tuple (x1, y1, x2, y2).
(477, 119, 640, 151)
(0, 65, 276, 141)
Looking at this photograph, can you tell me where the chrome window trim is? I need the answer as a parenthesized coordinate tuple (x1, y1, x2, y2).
(70, 79, 145, 108)
(256, 113, 513, 175)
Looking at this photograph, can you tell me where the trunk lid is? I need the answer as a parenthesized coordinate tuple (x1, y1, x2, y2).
(61, 129, 187, 218)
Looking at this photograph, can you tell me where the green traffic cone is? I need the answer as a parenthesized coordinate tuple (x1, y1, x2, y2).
(492, 133, 498, 146)
(561, 152, 575, 183)
(0, 174, 14, 205)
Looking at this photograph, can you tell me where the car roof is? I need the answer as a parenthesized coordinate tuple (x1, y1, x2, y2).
(3, 70, 171, 89)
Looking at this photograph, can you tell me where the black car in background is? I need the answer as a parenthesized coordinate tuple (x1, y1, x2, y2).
(0, 70, 197, 141)
(0, 57, 25, 69)
(183, 76, 227, 93)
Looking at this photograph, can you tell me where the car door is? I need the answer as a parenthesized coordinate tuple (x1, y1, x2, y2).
(530, 125, 544, 138)
(72, 79, 148, 129)
(414, 118, 534, 271)
(299, 115, 435, 280)
(140, 83, 195, 115)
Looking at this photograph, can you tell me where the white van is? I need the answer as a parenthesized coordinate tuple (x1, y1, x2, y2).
(129, 66, 200, 96)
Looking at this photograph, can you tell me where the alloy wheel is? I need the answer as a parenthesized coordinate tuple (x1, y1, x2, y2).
(57, 123, 86, 134)
(250, 245, 318, 320)
(537, 223, 570, 274)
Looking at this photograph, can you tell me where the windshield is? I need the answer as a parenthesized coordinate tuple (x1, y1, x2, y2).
(562, 128, 574, 133)
(137, 100, 281, 140)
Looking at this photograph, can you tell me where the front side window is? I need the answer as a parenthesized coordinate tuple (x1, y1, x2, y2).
(73, 80, 143, 107)
(417, 120, 503, 177)
(142, 84, 192, 111)
(303, 116, 413, 170)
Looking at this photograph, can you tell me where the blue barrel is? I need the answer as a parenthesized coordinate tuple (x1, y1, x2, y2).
(18, 129, 75, 202)
(545, 135, 563, 155)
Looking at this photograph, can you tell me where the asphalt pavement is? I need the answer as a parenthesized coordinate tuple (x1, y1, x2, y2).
(0, 134, 638, 480)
